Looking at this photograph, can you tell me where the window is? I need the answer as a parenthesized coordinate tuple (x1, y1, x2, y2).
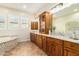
(8, 16, 19, 29)
(0, 16, 6, 29)
(21, 16, 28, 29)
(0, 14, 28, 30)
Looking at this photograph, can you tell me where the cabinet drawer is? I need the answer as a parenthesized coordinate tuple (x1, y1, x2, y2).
(64, 41, 79, 51)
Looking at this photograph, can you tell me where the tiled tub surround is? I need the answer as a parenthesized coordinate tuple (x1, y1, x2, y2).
(0, 37, 18, 55)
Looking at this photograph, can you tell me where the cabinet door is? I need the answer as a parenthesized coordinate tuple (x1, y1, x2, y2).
(64, 48, 79, 56)
(37, 35, 42, 48)
(34, 34, 37, 44)
(30, 33, 33, 42)
(46, 37, 54, 56)
(50, 44, 56, 56)
(50, 44, 63, 56)
(42, 36, 47, 52)
(35, 35, 39, 46)
(31, 22, 38, 30)
(30, 33, 35, 43)
(55, 45, 63, 56)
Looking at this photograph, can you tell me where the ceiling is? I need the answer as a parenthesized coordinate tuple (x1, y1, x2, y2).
(0, 3, 78, 17)
(54, 3, 79, 18)
(0, 3, 54, 14)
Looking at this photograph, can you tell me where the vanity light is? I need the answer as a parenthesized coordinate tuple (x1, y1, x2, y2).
(74, 9, 78, 12)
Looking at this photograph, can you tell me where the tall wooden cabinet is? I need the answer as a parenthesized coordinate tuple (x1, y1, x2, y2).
(31, 22, 38, 30)
(39, 11, 52, 34)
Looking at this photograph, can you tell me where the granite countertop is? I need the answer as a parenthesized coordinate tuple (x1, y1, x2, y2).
(31, 32, 79, 44)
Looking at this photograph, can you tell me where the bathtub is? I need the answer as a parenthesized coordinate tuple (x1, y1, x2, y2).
(0, 36, 18, 55)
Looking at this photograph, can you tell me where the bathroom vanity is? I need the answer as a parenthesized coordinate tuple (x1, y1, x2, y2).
(30, 32, 79, 56)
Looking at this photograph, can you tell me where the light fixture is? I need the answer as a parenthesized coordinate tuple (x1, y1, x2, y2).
(23, 5, 27, 8)
(50, 3, 73, 14)
(58, 3, 63, 7)
(74, 9, 78, 12)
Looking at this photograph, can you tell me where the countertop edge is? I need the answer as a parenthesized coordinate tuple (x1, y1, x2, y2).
(30, 32, 79, 44)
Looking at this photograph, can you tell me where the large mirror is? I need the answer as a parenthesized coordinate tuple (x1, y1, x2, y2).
(52, 3, 79, 39)
(52, 3, 79, 33)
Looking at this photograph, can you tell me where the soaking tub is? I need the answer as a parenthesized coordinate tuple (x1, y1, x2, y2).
(0, 36, 18, 55)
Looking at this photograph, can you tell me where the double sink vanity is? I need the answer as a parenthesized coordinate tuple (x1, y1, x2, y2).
(30, 32, 79, 56)
(31, 11, 79, 56)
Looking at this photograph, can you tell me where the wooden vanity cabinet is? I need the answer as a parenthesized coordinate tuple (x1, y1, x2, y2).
(30, 33, 42, 48)
(46, 37, 63, 56)
(30, 33, 79, 56)
(30, 33, 63, 56)
(36, 35, 42, 48)
(30, 33, 35, 43)
(42, 36, 47, 52)
(64, 41, 79, 56)
(30, 33, 38, 45)
(54, 38, 63, 56)
(52, 42, 63, 56)
(46, 37, 54, 56)
(50, 39, 63, 56)
(64, 48, 79, 56)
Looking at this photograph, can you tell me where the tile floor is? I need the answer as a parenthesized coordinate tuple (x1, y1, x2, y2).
(4, 41, 47, 56)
